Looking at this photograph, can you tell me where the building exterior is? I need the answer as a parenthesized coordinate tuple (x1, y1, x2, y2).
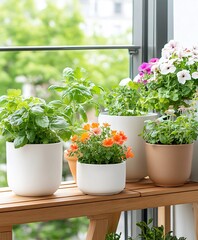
(79, 0, 132, 38)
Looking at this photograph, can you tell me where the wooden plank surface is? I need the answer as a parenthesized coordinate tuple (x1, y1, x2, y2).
(0, 181, 198, 225)
(0, 187, 140, 213)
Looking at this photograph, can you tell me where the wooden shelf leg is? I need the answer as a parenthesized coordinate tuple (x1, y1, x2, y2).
(0, 226, 12, 240)
(86, 212, 121, 240)
(193, 203, 198, 240)
(158, 206, 171, 234)
(107, 212, 121, 234)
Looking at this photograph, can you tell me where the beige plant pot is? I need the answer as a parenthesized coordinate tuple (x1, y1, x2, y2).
(145, 143, 194, 187)
(64, 150, 78, 182)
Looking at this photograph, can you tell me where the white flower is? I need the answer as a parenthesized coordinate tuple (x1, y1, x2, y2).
(163, 40, 180, 55)
(177, 70, 191, 84)
(133, 75, 141, 83)
(151, 63, 159, 72)
(161, 49, 171, 59)
(186, 57, 195, 65)
(160, 63, 176, 75)
(192, 72, 198, 79)
(119, 77, 132, 86)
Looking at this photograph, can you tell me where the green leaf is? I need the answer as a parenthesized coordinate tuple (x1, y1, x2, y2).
(78, 105, 88, 122)
(14, 135, 28, 148)
(35, 116, 49, 128)
(7, 89, 21, 97)
(63, 67, 74, 79)
(50, 116, 68, 130)
(48, 100, 63, 107)
(26, 131, 36, 143)
(31, 105, 44, 115)
(48, 85, 66, 92)
(57, 129, 72, 141)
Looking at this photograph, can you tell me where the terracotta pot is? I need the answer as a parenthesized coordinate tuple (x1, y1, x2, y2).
(145, 143, 194, 187)
(64, 150, 78, 182)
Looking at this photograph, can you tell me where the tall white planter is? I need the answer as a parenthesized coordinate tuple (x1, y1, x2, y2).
(6, 142, 62, 196)
(98, 113, 158, 182)
(77, 161, 126, 195)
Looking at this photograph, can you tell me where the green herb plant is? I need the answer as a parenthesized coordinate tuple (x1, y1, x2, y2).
(134, 218, 186, 240)
(49, 67, 103, 134)
(105, 219, 186, 240)
(141, 108, 198, 145)
(0, 89, 71, 148)
(103, 80, 149, 116)
(105, 232, 122, 240)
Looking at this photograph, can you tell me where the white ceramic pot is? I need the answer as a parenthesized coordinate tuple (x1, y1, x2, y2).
(6, 142, 63, 196)
(77, 161, 126, 195)
(98, 113, 158, 182)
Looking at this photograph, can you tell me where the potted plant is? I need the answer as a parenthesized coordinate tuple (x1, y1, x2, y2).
(99, 79, 157, 182)
(0, 89, 72, 196)
(66, 122, 134, 195)
(48, 66, 103, 181)
(135, 40, 198, 113)
(141, 107, 198, 187)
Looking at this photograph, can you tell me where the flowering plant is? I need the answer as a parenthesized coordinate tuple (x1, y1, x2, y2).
(134, 40, 198, 112)
(66, 122, 134, 164)
(103, 78, 150, 116)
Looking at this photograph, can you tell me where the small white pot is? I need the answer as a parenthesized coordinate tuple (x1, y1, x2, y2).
(6, 142, 63, 196)
(77, 161, 126, 195)
(98, 113, 158, 182)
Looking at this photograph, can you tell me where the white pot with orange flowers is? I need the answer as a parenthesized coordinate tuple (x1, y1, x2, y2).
(66, 122, 134, 195)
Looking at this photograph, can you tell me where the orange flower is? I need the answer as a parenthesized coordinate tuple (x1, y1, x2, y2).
(103, 122, 110, 127)
(80, 132, 90, 142)
(71, 135, 78, 142)
(102, 138, 114, 147)
(83, 123, 91, 131)
(91, 122, 99, 128)
(125, 147, 134, 158)
(70, 143, 78, 152)
(113, 134, 123, 145)
(119, 131, 127, 142)
(92, 127, 101, 135)
(111, 130, 117, 136)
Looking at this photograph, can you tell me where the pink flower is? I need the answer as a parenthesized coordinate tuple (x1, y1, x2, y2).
(138, 62, 151, 74)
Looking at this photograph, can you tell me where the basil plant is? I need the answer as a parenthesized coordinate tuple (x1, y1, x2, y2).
(0, 89, 71, 148)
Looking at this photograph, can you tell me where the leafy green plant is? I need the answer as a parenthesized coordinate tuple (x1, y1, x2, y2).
(66, 122, 134, 164)
(103, 79, 149, 116)
(134, 218, 186, 240)
(0, 89, 72, 148)
(141, 108, 198, 145)
(105, 232, 122, 240)
(106, 219, 186, 240)
(49, 67, 103, 134)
